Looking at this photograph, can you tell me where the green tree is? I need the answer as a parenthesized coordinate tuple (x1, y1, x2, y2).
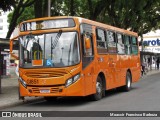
(95, 0, 160, 36)
(8, 6, 34, 25)
(6, 0, 35, 38)
(7, 0, 160, 39)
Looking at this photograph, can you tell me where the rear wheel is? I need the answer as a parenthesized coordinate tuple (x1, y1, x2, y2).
(91, 76, 103, 101)
(123, 72, 132, 91)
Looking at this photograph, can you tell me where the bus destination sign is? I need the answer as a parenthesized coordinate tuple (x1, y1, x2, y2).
(20, 19, 75, 31)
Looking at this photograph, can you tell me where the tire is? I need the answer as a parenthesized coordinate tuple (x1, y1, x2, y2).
(123, 72, 132, 92)
(91, 76, 103, 101)
(44, 97, 57, 102)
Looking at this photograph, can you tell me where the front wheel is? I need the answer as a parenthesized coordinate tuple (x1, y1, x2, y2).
(91, 76, 103, 101)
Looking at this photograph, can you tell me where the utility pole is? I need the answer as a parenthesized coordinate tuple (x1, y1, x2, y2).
(48, 0, 51, 17)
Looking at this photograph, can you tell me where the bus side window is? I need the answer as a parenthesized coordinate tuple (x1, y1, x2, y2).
(124, 35, 131, 55)
(107, 31, 117, 53)
(96, 28, 107, 54)
(131, 36, 138, 55)
(117, 33, 125, 54)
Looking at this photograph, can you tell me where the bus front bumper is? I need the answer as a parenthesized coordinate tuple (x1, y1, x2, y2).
(19, 79, 85, 97)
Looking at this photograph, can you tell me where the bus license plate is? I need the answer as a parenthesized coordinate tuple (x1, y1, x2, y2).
(40, 89, 50, 93)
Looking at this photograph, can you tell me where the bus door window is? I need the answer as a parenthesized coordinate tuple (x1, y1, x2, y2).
(82, 33, 94, 68)
(83, 34, 93, 56)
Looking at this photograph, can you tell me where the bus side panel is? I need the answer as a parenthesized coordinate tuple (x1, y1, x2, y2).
(107, 54, 119, 89)
(118, 55, 128, 86)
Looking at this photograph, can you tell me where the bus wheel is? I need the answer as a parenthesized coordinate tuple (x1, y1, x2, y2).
(44, 97, 57, 102)
(91, 76, 103, 101)
(123, 72, 132, 92)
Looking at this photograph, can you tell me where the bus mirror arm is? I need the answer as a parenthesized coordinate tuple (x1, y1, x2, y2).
(10, 36, 19, 60)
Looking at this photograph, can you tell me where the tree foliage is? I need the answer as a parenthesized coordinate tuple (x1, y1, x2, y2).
(6, 0, 35, 38)
(8, 6, 34, 25)
(0, 0, 16, 12)
(6, 0, 160, 38)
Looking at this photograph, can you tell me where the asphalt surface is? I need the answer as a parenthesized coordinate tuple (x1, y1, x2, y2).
(0, 69, 160, 120)
(2, 72, 160, 111)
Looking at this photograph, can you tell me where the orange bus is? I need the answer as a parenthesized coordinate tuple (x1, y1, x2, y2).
(10, 16, 141, 101)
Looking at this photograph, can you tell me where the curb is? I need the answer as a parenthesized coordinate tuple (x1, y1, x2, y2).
(0, 97, 44, 110)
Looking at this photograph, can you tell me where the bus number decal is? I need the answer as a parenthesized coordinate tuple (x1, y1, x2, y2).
(27, 79, 39, 85)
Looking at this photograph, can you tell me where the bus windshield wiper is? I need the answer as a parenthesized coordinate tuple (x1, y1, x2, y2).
(51, 30, 62, 49)
(51, 30, 62, 60)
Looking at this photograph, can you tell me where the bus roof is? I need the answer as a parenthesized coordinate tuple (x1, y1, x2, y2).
(20, 16, 138, 37)
(76, 17, 138, 37)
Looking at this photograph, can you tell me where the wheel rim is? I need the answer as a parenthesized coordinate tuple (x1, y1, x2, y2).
(96, 81, 102, 95)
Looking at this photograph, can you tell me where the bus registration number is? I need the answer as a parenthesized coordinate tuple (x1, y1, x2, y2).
(40, 89, 50, 93)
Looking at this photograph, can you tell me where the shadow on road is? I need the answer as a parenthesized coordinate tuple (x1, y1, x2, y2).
(26, 87, 139, 107)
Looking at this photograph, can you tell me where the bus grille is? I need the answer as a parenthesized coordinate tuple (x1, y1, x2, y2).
(24, 69, 68, 78)
(31, 87, 60, 94)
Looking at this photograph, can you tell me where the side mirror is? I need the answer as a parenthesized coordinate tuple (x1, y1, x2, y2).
(10, 36, 19, 60)
(85, 37, 91, 49)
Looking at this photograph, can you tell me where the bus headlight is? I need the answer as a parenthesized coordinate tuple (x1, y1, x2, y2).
(19, 77, 27, 88)
(65, 73, 80, 87)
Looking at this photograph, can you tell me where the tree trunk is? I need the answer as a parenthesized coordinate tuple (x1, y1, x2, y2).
(43, 0, 48, 17)
(70, 0, 75, 16)
(87, 0, 93, 20)
(34, 0, 43, 18)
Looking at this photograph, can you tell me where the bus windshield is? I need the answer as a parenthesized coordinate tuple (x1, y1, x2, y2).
(19, 32, 80, 68)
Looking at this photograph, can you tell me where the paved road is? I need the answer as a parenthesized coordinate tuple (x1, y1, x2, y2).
(1, 72, 160, 120)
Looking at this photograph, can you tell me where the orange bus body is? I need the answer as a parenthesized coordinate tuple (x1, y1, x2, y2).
(10, 16, 141, 100)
